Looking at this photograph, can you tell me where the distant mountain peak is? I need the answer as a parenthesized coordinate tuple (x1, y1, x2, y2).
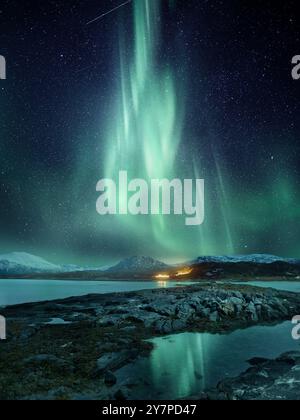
(0, 252, 110, 276)
(0, 252, 61, 275)
(108, 256, 168, 273)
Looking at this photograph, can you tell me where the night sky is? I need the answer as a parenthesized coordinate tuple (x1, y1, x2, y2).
(0, 0, 300, 266)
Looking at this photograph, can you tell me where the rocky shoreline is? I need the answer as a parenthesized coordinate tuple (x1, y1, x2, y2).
(1, 283, 300, 400)
(197, 351, 300, 400)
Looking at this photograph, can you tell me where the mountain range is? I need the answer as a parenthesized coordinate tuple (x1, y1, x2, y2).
(0, 252, 104, 276)
(0, 252, 167, 277)
(0, 252, 299, 279)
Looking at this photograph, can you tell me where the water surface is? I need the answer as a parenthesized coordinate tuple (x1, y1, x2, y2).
(0, 279, 189, 306)
(235, 280, 300, 293)
(117, 321, 300, 399)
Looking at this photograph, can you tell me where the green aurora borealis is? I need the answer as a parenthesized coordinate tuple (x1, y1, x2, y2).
(104, 0, 187, 252)
(101, 0, 299, 262)
(0, 0, 299, 265)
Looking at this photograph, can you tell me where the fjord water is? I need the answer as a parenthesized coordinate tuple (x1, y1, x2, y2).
(238, 280, 300, 293)
(1, 279, 300, 306)
(117, 321, 300, 400)
(0, 279, 188, 306)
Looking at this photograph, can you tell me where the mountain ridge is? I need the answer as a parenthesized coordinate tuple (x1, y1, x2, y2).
(107, 256, 169, 273)
(0, 252, 105, 276)
(0, 252, 299, 278)
(193, 254, 300, 265)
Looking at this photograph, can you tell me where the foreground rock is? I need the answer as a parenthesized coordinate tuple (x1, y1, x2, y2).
(198, 351, 300, 400)
(1, 283, 300, 399)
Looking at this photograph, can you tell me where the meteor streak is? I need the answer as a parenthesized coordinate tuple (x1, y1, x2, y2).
(86, 0, 132, 25)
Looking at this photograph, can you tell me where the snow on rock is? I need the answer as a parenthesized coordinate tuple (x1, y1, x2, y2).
(108, 256, 168, 272)
(0, 252, 61, 274)
(195, 254, 298, 265)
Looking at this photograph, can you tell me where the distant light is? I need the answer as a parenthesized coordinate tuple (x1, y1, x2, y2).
(157, 281, 168, 288)
(155, 273, 170, 279)
(175, 268, 193, 277)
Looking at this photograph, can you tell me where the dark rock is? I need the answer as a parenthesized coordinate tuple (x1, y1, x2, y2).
(209, 311, 218, 322)
(19, 327, 39, 341)
(144, 303, 175, 317)
(277, 351, 300, 364)
(4, 282, 300, 400)
(104, 371, 117, 387)
(24, 354, 73, 372)
(121, 326, 137, 333)
(172, 319, 188, 331)
(247, 357, 270, 366)
(197, 351, 300, 400)
(95, 350, 138, 376)
(218, 302, 235, 317)
(246, 302, 258, 321)
(175, 303, 193, 318)
(153, 319, 174, 334)
(114, 388, 129, 400)
(108, 308, 129, 315)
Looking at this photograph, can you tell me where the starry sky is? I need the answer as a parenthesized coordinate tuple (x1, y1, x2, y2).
(0, 0, 300, 266)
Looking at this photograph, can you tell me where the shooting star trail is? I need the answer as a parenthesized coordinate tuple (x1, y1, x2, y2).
(86, 0, 132, 25)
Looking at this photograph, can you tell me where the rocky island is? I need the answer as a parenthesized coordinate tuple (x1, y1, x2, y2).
(1, 282, 300, 400)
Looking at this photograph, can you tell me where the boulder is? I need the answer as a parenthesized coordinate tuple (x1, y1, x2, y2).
(209, 311, 219, 322)
(95, 350, 138, 376)
(104, 371, 117, 387)
(24, 354, 73, 372)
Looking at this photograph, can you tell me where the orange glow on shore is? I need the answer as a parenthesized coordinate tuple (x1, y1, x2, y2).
(155, 268, 192, 280)
(155, 274, 170, 279)
(175, 268, 193, 277)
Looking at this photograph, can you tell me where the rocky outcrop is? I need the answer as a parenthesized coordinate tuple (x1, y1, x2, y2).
(198, 351, 300, 400)
(94, 350, 139, 376)
(2, 283, 300, 400)
(4, 284, 300, 336)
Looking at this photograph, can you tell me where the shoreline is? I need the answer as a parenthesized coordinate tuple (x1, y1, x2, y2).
(1, 275, 300, 282)
(1, 283, 300, 399)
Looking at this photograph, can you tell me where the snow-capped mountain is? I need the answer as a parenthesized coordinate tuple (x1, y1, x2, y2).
(0, 252, 62, 275)
(1, 252, 299, 279)
(186, 254, 300, 279)
(60, 264, 112, 273)
(194, 254, 299, 265)
(0, 252, 110, 276)
(107, 256, 169, 273)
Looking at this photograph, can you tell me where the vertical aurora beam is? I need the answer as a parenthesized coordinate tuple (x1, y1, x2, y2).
(104, 0, 184, 248)
(102, 0, 236, 258)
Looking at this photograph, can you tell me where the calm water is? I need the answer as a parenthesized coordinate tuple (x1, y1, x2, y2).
(239, 280, 300, 293)
(117, 321, 300, 399)
(0, 279, 189, 307)
(1, 279, 299, 307)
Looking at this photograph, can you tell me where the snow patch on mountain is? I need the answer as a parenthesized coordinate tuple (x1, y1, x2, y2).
(0, 252, 111, 275)
(0, 252, 62, 275)
(108, 256, 168, 272)
(195, 254, 299, 265)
